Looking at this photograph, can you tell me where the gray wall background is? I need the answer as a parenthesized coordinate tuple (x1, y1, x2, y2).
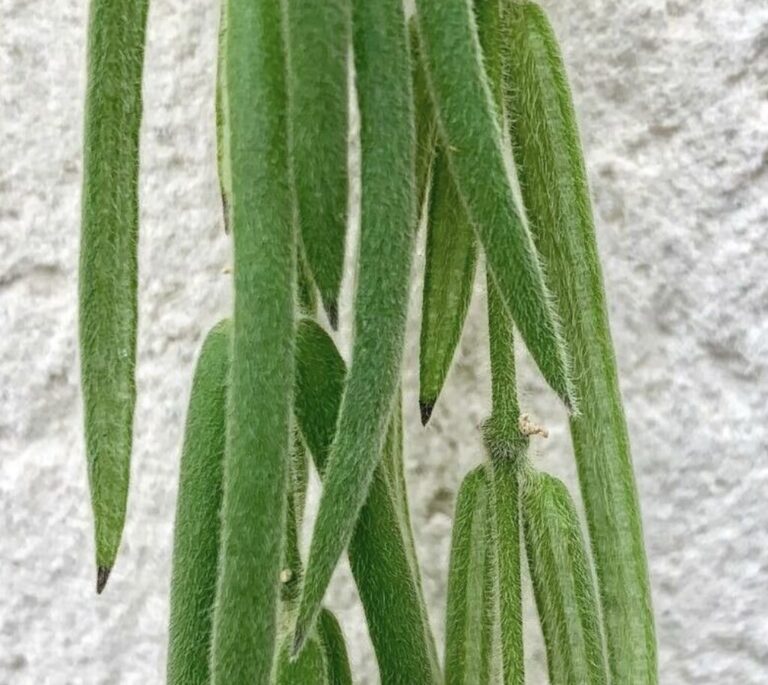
(2, 0, 767, 682)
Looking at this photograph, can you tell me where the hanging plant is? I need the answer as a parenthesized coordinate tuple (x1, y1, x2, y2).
(79, 0, 657, 682)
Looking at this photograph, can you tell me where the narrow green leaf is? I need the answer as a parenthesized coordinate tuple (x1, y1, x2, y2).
(295, 0, 417, 652)
(380, 392, 409, 533)
(215, 0, 231, 233)
(522, 470, 609, 685)
(284, 0, 350, 325)
(276, 635, 328, 685)
(418, 144, 478, 424)
(79, 0, 150, 591)
(210, 0, 296, 679)
(413, 0, 575, 409)
(504, 4, 657, 681)
(294, 320, 440, 683)
(167, 321, 231, 685)
(445, 467, 495, 685)
(317, 609, 353, 685)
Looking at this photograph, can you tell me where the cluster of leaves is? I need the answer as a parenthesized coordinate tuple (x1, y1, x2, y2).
(79, 0, 657, 682)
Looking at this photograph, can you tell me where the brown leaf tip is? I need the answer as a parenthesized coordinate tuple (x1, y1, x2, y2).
(419, 401, 434, 426)
(96, 566, 112, 595)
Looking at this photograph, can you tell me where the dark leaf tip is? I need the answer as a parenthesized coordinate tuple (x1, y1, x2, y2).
(419, 401, 434, 426)
(96, 566, 112, 594)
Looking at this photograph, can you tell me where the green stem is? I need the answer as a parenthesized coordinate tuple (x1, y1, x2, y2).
(486, 274, 520, 432)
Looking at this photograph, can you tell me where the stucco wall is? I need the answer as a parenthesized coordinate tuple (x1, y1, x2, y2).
(2, 0, 767, 682)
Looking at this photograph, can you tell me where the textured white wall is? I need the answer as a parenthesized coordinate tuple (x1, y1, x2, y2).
(2, 0, 767, 682)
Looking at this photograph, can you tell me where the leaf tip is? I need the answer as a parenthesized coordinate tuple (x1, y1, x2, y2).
(419, 400, 434, 426)
(96, 566, 111, 594)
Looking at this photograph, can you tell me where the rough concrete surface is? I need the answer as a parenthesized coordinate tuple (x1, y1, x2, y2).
(2, 0, 767, 682)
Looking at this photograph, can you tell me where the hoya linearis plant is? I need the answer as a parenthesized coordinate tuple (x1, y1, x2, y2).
(79, 0, 658, 681)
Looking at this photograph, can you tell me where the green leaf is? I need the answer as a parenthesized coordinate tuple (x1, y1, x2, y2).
(80, 0, 150, 590)
(281, 431, 307, 608)
(410, 21, 438, 223)
(445, 467, 496, 685)
(167, 321, 231, 685)
(418, 144, 478, 424)
(297, 241, 319, 316)
(522, 470, 609, 685)
(210, 0, 296, 679)
(504, 4, 657, 681)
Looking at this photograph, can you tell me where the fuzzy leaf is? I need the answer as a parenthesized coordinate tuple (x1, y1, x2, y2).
(281, 432, 306, 608)
(167, 321, 231, 685)
(419, 149, 477, 418)
(444, 467, 496, 684)
(418, 144, 477, 423)
(210, 0, 296, 679)
(80, 0, 150, 589)
(504, 4, 657, 681)
(522, 470, 609, 685)
(297, 241, 319, 316)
